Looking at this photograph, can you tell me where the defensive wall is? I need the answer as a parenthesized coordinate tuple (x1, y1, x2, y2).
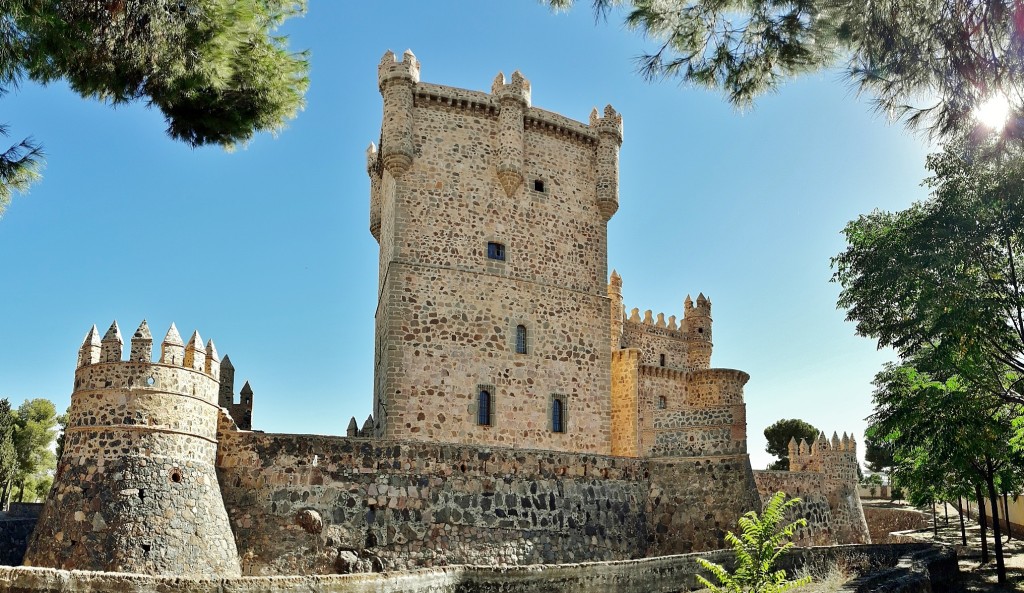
(0, 543, 957, 593)
(752, 432, 870, 547)
(215, 429, 758, 575)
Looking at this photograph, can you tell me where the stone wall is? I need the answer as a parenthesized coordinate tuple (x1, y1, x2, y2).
(0, 519, 36, 566)
(0, 543, 957, 593)
(862, 506, 929, 544)
(753, 471, 836, 546)
(216, 432, 651, 574)
(645, 455, 762, 556)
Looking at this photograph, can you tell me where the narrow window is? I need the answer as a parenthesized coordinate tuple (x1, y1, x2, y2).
(515, 324, 528, 354)
(478, 389, 492, 426)
(659, 353, 665, 367)
(487, 242, 505, 261)
(552, 396, 565, 433)
(658, 396, 667, 409)
(533, 179, 545, 192)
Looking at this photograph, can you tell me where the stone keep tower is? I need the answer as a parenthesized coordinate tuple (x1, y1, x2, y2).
(367, 50, 622, 454)
(24, 320, 241, 577)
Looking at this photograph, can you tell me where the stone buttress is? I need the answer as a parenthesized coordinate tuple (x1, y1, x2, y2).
(23, 321, 241, 576)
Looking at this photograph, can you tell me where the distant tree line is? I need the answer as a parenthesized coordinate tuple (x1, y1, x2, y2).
(0, 397, 62, 506)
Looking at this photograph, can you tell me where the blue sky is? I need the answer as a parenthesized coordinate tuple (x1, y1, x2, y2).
(0, 2, 932, 469)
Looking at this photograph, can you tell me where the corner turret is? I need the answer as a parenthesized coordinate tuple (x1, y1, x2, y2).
(683, 293, 713, 368)
(367, 142, 382, 242)
(591, 105, 623, 221)
(25, 320, 241, 576)
(377, 49, 419, 177)
(608, 270, 624, 351)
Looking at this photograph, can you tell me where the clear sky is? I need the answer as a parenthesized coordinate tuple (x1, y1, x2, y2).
(0, 2, 933, 470)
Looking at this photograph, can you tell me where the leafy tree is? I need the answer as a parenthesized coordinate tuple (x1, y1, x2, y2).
(547, 0, 1023, 144)
(0, 398, 16, 508)
(863, 435, 895, 475)
(11, 398, 57, 504)
(868, 363, 1020, 584)
(696, 491, 811, 593)
(53, 405, 68, 463)
(763, 418, 818, 470)
(0, 0, 310, 215)
(833, 137, 1024, 410)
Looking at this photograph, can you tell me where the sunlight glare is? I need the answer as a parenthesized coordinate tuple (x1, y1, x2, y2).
(975, 94, 1011, 131)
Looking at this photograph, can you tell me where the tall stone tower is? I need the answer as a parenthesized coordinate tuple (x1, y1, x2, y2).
(24, 320, 241, 576)
(366, 50, 622, 453)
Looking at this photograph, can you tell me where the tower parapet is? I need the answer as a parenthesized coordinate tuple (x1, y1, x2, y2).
(25, 320, 241, 577)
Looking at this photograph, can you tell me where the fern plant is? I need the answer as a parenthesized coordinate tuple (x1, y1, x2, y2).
(696, 491, 812, 593)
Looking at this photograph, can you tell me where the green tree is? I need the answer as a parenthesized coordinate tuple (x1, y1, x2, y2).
(763, 418, 818, 470)
(11, 398, 57, 504)
(548, 0, 1023, 144)
(868, 363, 1020, 584)
(863, 435, 895, 475)
(833, 137, 1024, 410)
(696, 491, 811, 593)
(0, 0, 309, 215)
(0, 398, 17, 508)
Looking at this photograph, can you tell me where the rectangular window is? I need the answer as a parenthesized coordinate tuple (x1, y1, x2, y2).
(477, 384, 496, 426)
(551, 394, 566, 433)
(487, 242, 505, 261)
(659, 353, 665, 367)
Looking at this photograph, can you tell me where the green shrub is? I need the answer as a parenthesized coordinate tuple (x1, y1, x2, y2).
(697, 491, 812, 593)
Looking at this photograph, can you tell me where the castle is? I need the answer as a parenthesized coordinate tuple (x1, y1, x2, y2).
(18, 50, 868, 577)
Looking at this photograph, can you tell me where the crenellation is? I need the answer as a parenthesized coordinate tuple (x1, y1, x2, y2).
(160, 322, 185, 365)
(128, 320, 152, 362)
(183, 330, 206, 371)
(100, 321, 122, 363)
(76, 324, 101, 369)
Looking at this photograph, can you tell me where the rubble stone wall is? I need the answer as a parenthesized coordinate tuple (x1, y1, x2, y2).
(217, 432, 651, 574)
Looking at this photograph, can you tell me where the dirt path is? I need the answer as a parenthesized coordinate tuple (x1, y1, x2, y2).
(872, 501, 1024, 591)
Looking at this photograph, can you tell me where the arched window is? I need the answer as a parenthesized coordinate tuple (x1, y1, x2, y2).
(478, 389, 492, 426)
(552, 396, 565, 433)
(515, 324, 528, 354)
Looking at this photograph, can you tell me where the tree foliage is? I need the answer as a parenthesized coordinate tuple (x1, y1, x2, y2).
(833, 138, 1024, 408)
(0, 399, 17, 505)
(11, 397, 57, 503)
(867, 363, 1020, 583)
(863, 434, 894, 475)
(763, 418, 818, 470)
(696, 491, 811, 593)
(547, 0, 1024, 144)
(0, 0, 309, 215)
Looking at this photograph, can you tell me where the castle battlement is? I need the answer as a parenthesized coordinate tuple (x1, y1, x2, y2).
(77, 320, 221, 381)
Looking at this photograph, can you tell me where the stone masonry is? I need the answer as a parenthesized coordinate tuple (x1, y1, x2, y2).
(17, 51, 866, 578)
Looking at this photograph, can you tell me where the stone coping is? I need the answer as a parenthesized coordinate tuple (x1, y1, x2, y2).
(0, 544, 955, 593)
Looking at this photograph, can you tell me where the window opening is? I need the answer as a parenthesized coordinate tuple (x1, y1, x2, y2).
(515, 325, 528, 354)
(478, 389, 492, 426)
(658, 396, 667, 409)
(552, 396, 565, 433)
(533, 179, 545, 192)
(659, 353, 665, 367)
(487, 242, 505, 261)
